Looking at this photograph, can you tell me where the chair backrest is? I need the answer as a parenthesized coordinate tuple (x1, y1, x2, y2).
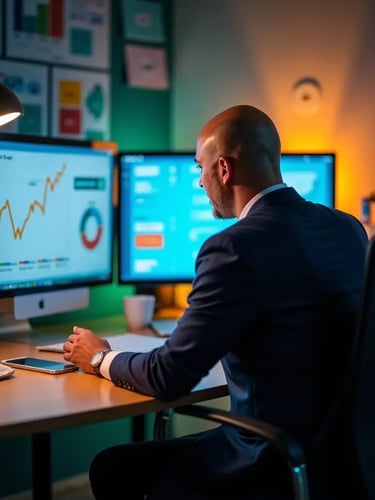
(156, 237, 375, 500)
(344, 235, 375, 498)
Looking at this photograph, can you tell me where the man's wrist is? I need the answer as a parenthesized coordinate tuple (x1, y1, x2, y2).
(90, 350, 111, 377)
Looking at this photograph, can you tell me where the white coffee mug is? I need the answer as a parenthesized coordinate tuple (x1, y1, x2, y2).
(123, 294, 156, 331)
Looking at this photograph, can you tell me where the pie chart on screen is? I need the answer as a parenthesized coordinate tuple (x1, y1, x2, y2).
(80, 206, 103, 249)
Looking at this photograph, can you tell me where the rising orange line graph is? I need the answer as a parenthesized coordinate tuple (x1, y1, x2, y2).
(1, 164, 67, 240)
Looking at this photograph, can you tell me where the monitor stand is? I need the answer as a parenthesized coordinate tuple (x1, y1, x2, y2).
(0, 313, 31, 335)
(0, 298, 31, 335)
(0, 287, 89, 337)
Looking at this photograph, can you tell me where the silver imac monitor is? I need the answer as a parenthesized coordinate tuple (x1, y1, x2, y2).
(0, 134, 115, 334)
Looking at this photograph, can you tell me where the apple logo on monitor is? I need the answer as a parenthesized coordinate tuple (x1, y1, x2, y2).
(14, 288, 89, 321)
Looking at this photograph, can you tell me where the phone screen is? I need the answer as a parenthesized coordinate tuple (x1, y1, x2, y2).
(2, 357, 77, 374)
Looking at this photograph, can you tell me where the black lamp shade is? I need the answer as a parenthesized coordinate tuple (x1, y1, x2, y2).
(0, 81, 24, 126)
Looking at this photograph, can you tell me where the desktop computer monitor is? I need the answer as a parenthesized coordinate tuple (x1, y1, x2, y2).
(117, 151, 335, 289)
(0, 133, 115, 333)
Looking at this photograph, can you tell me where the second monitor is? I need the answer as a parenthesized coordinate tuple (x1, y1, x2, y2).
(118, 152, 335, 286)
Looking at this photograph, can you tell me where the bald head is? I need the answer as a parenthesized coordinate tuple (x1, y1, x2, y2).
(197, 105, 282, 185)
(195, 105, 283, 218)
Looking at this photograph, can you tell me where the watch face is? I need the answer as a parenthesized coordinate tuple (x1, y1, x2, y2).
(91, 351, 104, 367)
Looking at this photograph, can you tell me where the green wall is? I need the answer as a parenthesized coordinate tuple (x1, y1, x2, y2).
(0, 1, 172, 497)
(33, 0, 172, 328)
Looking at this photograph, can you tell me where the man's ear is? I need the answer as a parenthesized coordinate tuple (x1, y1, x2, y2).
(218, 156, 233, 185)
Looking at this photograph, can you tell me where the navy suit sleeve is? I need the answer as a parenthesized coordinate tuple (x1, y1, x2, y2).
(109, 229, 261, 400)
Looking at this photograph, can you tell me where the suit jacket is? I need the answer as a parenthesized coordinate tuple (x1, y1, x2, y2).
(110, 187, 368, 489)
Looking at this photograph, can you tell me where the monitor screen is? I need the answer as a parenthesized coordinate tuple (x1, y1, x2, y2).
(118, 152, 335, 285)
(0, 134, 115, 326)
(281, 153, 335, 208)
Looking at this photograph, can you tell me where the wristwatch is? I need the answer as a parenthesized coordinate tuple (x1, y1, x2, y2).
(90, 350, 111, 377)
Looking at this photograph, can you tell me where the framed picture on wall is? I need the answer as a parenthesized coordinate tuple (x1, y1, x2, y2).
(51, 67, 111, 140)
(124, 44, 169, 90)
(0, 59, 48, 136)
(121, 0, 165, 43)
(5, 0, 110, 70)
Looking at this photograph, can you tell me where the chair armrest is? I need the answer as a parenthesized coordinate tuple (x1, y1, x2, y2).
(175, 404, 306, 468)
(174, 404, 310, 500)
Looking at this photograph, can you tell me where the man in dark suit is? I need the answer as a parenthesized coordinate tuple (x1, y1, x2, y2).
(64, 105, 368, 499)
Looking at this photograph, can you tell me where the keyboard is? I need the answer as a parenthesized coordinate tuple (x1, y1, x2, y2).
(0, 362, 15, 380)
(35, 333, 167, 353)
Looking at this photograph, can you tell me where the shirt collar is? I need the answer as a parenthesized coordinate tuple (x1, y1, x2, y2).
(239, 183, 287, 220)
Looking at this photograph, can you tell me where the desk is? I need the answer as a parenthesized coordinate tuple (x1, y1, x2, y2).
(0, 337, 228, 499)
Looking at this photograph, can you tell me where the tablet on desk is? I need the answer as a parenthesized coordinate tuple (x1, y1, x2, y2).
(1, 356, 78, 374)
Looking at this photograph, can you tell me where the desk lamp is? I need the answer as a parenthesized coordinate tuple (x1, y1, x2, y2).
(0, 81, 24, 126)
(0, 81, 23, 380)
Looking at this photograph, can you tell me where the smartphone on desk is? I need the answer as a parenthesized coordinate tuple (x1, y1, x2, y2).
(1, 356, 78, 374)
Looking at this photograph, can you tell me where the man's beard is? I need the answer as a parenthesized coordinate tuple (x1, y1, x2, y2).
(212, 205, 225, 219)
(210, 189, 234, 219)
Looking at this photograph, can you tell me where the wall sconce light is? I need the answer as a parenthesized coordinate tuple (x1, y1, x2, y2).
(292, 77, 322, 115)
(0, 81, 24, 127)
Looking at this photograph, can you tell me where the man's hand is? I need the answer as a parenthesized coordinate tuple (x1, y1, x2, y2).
(63, 325, 111, 374)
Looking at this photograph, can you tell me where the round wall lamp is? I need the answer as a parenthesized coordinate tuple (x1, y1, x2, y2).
(292, 77, 322, 115)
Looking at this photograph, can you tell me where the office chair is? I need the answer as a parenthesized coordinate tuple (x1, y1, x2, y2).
(153, 236, 375, 500)
(154, 405, 309, 500)
(337, 234, 375, 499)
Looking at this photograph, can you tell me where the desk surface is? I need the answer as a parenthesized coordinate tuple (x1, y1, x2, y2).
(0, 334, 228, 439)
